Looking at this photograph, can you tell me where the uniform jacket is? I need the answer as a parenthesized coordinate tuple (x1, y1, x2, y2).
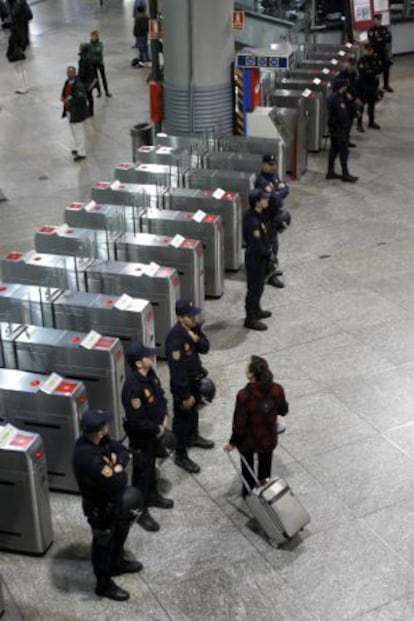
(230, 381, 288, 453)
(337, 68, 360, 100)
(327, 91, 349, 138)
(89, 39, 103, 65)
(61, 77, 88, 123)
(368, 25, 392, 58)
(166, 322, 209, 402)
(122, 367, 167, 446)
(357, 54, 383, 97)
(72, 435, 129, 511)
(243, 209, 271, 260)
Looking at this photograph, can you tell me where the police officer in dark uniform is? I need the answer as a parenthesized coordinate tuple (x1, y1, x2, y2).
(368, 13, 393, 92)
(122, 341, 174, 533)
(243, 188, 273, 331)
(166, 299, 215, 474)
(72, 409, 143, 602)
(254, 153, 291, 288)
(337, 55, 364, 138)
(326, 78, 359, 183)
(357, 43, 383, 130)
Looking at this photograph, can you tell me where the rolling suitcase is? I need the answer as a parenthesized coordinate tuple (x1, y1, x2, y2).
(228, 452, 310, 546)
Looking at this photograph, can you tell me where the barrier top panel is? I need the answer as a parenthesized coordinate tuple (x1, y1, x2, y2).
(0, 423, 38, 453)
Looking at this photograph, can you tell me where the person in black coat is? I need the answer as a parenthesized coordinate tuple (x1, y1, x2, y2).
(368, 13, 393, 92)
(165, 299, 215, 474)
(61, 65, 88, 161)
(6, 0, 32, 49)
(326, 78, 358, 183)
(73, 409, 144, 602)
(122, 341, 174, 533)
(78, 42, 97, 117)
(357, 44, 383, 130)
(337, 55, 364, 138)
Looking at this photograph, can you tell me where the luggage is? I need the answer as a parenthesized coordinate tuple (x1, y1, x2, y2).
(227, 452, 310, 546)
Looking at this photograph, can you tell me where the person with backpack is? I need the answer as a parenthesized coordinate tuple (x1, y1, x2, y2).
(224, 356, 288, 497)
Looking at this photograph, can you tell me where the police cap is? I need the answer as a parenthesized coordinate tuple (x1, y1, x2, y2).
(81, 409, 113, 433)
(175, 299, 201, 317)
(262, 153, 277, 165)
(125, 339, 157, 366)
(248, 188, 270, 208)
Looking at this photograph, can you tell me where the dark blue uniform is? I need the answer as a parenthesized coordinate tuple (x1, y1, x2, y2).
(368, 24, 392, 89)
(357, 53, 383, 126)
(72, 435, 130, 582)
(243, 207, 271, 317)
(337, 67, 363, 134)
(165, 322, 209, 453)
(122, 368, 168, 501)
(327, 90, 351, 177)
(254, 170, 290, 261)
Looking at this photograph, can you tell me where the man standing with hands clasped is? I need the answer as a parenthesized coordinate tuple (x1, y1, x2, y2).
(166, 300, 215, 474)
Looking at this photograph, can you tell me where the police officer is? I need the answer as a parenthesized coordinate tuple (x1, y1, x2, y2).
(122, 341, 174, 533)
(337, 55, 364, 138)
(326, 78, 359, 183)
(243, 188, 272, 331)
(368, 13, 393, 93)
(254, 153, 291, 288)
(72, 409, 143, 602)
(166, 299, 215, 474)
(357, 43, 383, 130)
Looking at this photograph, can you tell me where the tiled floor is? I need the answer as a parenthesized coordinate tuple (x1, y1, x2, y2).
(1, 1, 414, 620)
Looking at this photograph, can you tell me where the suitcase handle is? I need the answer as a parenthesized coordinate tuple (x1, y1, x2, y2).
(226, 450, 261, 493)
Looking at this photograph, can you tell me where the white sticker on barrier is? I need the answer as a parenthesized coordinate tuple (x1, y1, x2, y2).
(170, 234, 185, 248)
(313, 77, 321, 85)
(111, 180, 122, 190)
(143, 261, 160, 277)
(212, 188, 225, 200)
(192, 210, 206, 223)
(80, 330, 102, 350)
(40, 372, 63, 394)
(302, 89, 312, 98)
(114, 294, 133, 311)
(84, 200, 97, 212)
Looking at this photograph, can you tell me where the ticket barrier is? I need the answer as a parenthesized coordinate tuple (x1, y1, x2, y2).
(266, 89, 324, 152)
(183, 168, 255, 215)
(290, 67, 337, 83)
(155, 131, 213, 154)
(277, 77, 330, 136)
(34, 225, 120, 261)
(1, 250, 93, 292)
(298, 59, 347, 73)
(0, 323, 125, 440)
(306, 49, 347, 62)
(0, 283, 155, 355)
(114, 232, 205, 313)
(65, 201, 129, 232)
(0, 369, 88, 492)
(91, 181, 166, 210)
(135, 145, 192, 169)
(0, 423, 53, 554)
(217, 135, 286, 182)
(203, 151, 262, 176)
(139, 208, 224, 298)
(165, 188, 242, 271)
(114, 162, 183, 189)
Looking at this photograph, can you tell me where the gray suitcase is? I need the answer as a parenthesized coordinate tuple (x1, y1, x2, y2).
(228, 452, 310, 545)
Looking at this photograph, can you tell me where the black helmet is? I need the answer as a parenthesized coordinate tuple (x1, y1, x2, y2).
(198, 377, 216, 403)
(120, 486, 144, 513)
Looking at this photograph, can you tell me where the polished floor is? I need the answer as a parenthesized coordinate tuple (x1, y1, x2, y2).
(1, 1, 414, 620)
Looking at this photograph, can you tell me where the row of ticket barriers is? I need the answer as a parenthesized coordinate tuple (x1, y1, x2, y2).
(0, 42, 355, 560)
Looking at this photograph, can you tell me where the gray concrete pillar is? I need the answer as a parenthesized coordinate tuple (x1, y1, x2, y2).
(162, 0, 234, 135)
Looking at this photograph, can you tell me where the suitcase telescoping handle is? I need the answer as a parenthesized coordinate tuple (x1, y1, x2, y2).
(226, 450, 261, 494)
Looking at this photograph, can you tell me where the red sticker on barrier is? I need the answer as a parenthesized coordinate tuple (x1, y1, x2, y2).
(30, 380, 41, 387)
(181, 239, 197, 248)
(156, 267, 173, 276)
(96, 336, 116, 349)
(55, 381, 78, 394)
(118, 163, 133, 169)
(71, 336, 81, 343)
(0, 286, 7, 292)
(104, 299, 114, 306)
(39, 226, 56, 233)
(33, 256, 42, 261)
(10, 434, 33, 449)
(94, 182, 109, 189)
(6, 252, 23, 260)
(203, 214, 219, 223)
(69, 203, 83, 210)
(145, 310, 153, 322)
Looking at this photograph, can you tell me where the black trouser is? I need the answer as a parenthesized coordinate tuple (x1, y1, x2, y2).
(240, 450, 273, 497)
(86, 88, 94, 116)
(327, 135, 349, 177)
(86, 507, 131, 582)
(173, 400, 199, 454)
(245, 253, 267, 316)
(94, 62, 109, 95)
(131, 441, 157, 503)
(366, 95, 376, 125)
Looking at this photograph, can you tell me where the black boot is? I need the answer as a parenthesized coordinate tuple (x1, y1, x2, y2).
(326, 171, 342, 179)
(95, 578, 130, 601)
(256, 308, 272, 319)
(174, 452, 201, 473)
(111, 558, 143, 576)
(147, 492, 174, 509)
(267, 275, 284, 288)
(189, 435, 215, 449)
(244, 313, 267, 331)
(136, 509, 160, 532)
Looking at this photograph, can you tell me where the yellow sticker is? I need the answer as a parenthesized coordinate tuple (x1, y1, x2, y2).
(172, 350, 181, 360)
(101, 465, 113, 478)
(131, 398, 141, 409)
(184, 343, 190, 352)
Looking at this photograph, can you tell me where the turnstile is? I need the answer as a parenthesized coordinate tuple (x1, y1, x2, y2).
(155, 131, 213, 154)
(0, 423, 53, 554)
(0, 283, 155, 354)
(203, 151, 262, 175)
(85, 260, 180, 354)
(139, 208, 224, 298)
(34, 225, 120, 261)
(65, 201, 128, 232)
(299, 58, 346, 73)
(165, 188, 242, 271)
(114, 162, 183, 188)
(0, 323, 126, 440)
(0, 369, 88, 492)
(266, 89, 324, 152)
(114, 232, 205, 312)
(290, 66, 337, 82)
(184, 168, 255, 215)
(135, 145, 192, 169)
(277, 77, 330, 135)
(91, 181, 166, 210)
(1, 250, 93, 291)
(217, 135, 285, 182)
(307, 49, 348, 62)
